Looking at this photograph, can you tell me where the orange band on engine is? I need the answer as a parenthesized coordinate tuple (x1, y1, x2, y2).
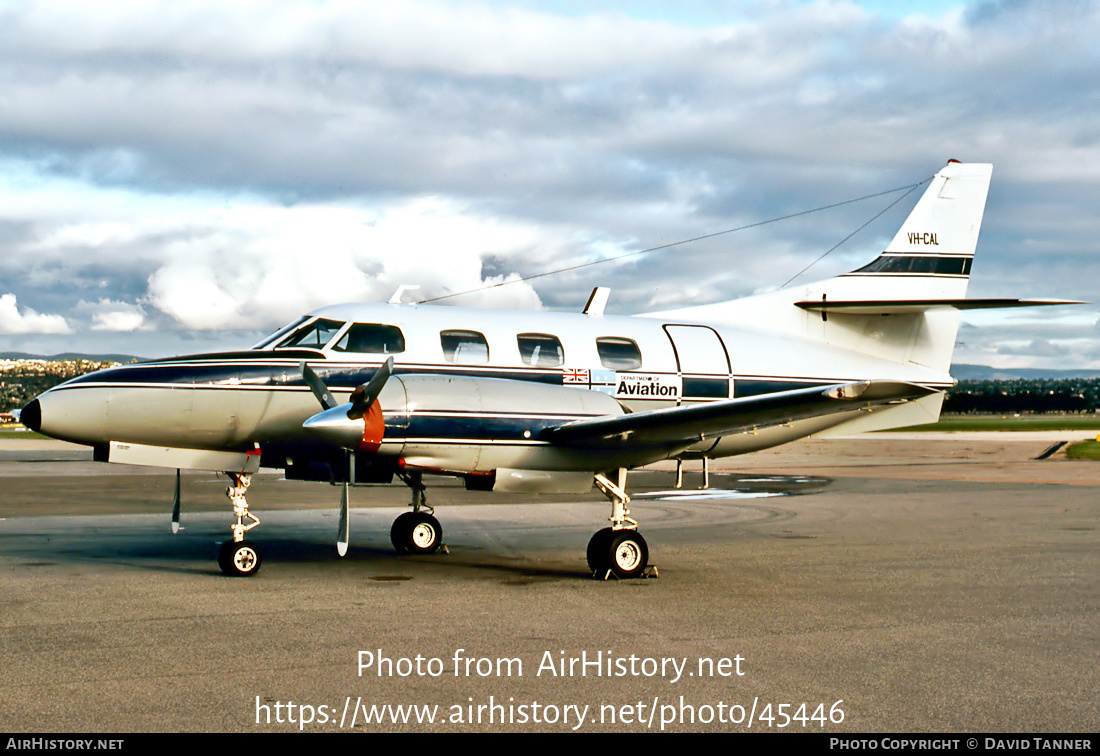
(358, 401, 385, 452)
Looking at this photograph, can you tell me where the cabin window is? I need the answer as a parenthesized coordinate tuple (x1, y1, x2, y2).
(517, 333, 564, 367)
(333, 323, 406, 354)
(276, 318, 344, 349)
(441, 330, 490, 364)
(596, 337, 642, 370)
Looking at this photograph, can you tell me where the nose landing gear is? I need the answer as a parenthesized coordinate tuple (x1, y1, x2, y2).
(218, 471, 263, 577)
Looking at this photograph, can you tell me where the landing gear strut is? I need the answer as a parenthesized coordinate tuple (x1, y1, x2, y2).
(588, 469, 652, 579)
(218, 472, 263, 577)
(391, 471, 443, 555)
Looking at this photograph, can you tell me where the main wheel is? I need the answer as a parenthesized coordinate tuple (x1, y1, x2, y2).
(391, 512, 442, 555)
(218, 540, 262, 577)
(390, 512, 417, 554)
(586, 527, 615, 574)
(607, 530, 648, 579)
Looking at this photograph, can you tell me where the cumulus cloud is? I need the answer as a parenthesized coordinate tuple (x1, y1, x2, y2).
(0, 294, 72, 334)
(133, 197, 569, 329)
(0, 0, 1096, 367)
(74, 299, 150, 331)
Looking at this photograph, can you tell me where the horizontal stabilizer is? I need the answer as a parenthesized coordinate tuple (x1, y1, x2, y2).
(794, 298, 1084, 315)
(542, 381, 935, 450)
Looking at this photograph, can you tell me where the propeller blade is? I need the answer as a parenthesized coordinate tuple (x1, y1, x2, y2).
(336, 448, 349, 556)
(171, 468, 181, 534)
(337, 476, 350, 557)
(347, 357, 394, 420)
(301, 361, 338, 410)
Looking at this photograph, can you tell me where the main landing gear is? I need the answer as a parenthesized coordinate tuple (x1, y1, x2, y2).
(390, 471, 443, 555)
(588, 469, 653, 580)
(217, 472, 263, 577)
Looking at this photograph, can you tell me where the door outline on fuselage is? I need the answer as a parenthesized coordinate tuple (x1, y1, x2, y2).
(661, 324, 733, 406)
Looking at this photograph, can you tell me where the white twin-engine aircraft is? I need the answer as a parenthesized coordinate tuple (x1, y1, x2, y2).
(21, 161, 1072, 578)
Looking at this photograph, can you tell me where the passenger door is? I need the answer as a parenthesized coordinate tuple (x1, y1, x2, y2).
(662, 325, 731, 403)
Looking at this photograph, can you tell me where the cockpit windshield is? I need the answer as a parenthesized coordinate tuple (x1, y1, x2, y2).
(252, 316, 310, 349)
(276, 318, 344, 349)
(254, 317, 347, 350)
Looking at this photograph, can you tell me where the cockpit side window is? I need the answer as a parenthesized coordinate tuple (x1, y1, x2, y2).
(276, 318, 344, 349)
(332, 324, 406, 354)
(441, 330, 489, 364)
(596, 337, 642, 370)
(517, 333, 564, 367)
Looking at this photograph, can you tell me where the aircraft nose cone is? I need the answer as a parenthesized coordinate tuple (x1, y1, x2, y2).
(19, 389, 110, 445)
(20, 399, 41, 433)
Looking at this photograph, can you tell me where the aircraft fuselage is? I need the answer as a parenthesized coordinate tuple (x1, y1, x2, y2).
(25, 301, 951, 478)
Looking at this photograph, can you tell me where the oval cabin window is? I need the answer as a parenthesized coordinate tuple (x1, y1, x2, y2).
(517, 333, 564, 367)
(441, 330, 490, 364)
(596, 337, 642, 370)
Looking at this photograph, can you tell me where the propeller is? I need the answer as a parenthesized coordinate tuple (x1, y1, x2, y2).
(300, 358, 395, 557)
(301, 358, 393, 450)
(301, 361, 339, 410)
(347, 356, 393, 419)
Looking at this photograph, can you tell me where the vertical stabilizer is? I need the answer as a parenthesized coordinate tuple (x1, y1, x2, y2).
(652, 162, 994, 374)
(843, 160, 992, 300)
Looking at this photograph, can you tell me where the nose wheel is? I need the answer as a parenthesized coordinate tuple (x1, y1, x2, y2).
(218, 539, 262, 577)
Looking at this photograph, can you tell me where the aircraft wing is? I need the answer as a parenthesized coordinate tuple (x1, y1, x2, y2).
(542, 380, 936, 450)
(794, 298, 1084, 315)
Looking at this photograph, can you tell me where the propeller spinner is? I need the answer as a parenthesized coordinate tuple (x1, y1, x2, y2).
(300, 357, 394, 557)
(301, 357, 393, 451)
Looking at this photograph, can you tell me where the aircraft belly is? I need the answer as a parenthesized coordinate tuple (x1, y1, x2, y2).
(474, 444, 653, 472)
(705, 411, 858, 457)
(399, 441, 665, 474)
(400, 441, 481, 472)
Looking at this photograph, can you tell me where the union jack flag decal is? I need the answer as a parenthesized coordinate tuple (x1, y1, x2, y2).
(562, 368, 590, 383)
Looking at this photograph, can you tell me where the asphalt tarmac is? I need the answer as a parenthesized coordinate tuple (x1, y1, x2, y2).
(0, 434, 1097, 733)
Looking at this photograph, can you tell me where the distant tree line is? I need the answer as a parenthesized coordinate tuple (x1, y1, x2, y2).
(0, 361, 116, 413)
(944, 378, 1100, 414)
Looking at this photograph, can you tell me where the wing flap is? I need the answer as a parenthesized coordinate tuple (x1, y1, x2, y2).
(542, 381, 935, 449)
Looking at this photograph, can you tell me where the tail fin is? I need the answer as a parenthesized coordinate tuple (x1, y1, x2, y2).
(831, 160, 992, 302)
(659, 161, 994, 373)
(802, 161, 992, 373)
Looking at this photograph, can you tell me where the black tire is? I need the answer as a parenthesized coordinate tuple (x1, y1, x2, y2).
(586, 527, 615, 574)
(607, 530, 648, 579)
(391, 512, 442, 555)
(390, 512, 417, 554)
(218, 540, 262, 577)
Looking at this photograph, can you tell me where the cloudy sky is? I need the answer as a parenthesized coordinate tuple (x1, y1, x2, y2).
(0, 0, 1097, 368)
